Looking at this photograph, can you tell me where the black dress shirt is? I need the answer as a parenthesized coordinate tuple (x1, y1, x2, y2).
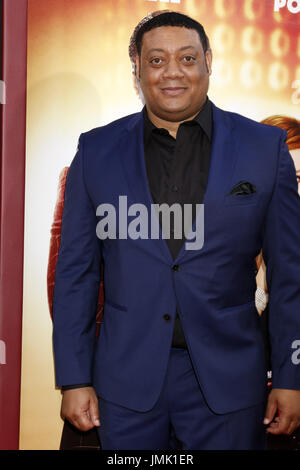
(61, 97, 213, 390)
(143, 97, 212, 349)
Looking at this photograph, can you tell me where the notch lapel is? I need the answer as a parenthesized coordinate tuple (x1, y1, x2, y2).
(120, 108, 173, 263)
(174, 103, 240, 263)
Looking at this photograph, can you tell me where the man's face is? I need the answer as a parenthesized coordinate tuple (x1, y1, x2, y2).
(135, 26, 212, 122)
(290, 148, 300, 195)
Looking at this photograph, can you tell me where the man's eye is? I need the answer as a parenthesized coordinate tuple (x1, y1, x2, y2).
(183, 56, 196, 63)
(150, 58, 163, 65)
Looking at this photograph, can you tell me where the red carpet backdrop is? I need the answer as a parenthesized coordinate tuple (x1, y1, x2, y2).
(0, 0, 27, 450)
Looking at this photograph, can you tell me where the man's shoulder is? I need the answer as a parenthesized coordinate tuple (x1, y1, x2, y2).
(219, 106, 286, 142)
(80, 110, 141, 144)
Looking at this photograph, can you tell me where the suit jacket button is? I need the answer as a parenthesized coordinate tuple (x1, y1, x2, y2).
(172, 264, 179, 271)
(163, 314, 171, 321)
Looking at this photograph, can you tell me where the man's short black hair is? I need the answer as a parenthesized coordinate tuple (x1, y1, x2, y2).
(135, 12, 209, 58)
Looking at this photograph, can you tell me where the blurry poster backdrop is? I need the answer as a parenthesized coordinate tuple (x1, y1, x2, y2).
(20, 0, 300, 449)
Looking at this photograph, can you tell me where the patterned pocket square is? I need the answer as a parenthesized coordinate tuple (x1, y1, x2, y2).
(230, 181, 257, 196)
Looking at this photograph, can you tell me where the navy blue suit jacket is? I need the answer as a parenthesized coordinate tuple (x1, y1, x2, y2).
(52, 102, 300, 414)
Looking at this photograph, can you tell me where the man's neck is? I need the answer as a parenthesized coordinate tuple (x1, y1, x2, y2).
(146, 99, 207, 139)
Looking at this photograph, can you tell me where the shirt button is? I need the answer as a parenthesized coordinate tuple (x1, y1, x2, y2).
(172, 264, 180, 272)
(163, 314, 171, 321)
(171, 185, 179, 192)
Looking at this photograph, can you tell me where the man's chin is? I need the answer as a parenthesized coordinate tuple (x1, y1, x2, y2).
(156, 105, 194, 122)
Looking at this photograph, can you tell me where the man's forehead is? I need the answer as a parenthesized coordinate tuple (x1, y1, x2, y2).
(141, 27, 203, 53)
(143, 25, 200, 40)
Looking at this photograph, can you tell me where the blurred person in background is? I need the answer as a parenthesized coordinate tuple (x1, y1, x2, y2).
(255, 115, 300, 450)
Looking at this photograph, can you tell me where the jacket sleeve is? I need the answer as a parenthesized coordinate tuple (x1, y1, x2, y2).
(52, 133, 102, 387)
(262, 131, 300, 390)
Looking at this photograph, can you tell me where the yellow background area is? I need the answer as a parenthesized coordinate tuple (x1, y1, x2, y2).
(20, 0, 300, 449)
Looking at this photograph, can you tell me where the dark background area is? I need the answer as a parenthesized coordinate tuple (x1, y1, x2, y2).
(0, 0, 3, 214)
(0, 0, 3, 157)
(0, 0, 2, 81)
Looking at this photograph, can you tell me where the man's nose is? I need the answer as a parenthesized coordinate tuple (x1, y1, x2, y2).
(162, 58, 185, 79)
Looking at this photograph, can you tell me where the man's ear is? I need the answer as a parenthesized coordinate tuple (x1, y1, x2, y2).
(205, 49, 212, 76)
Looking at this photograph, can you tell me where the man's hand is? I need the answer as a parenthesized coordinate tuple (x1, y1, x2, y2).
(264, 388, 300, 435)
(61, 386, 100, 431)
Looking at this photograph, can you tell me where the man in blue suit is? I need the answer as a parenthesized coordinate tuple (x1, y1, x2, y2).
(52, 12, 300, 449)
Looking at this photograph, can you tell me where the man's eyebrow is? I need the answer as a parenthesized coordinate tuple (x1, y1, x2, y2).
(146, 45, 198, 54)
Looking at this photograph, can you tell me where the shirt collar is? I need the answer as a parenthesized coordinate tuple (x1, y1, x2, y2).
(143, 97, 212, 146)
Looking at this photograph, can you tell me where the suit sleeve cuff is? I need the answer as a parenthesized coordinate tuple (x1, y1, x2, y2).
(61, 383, 92, 391)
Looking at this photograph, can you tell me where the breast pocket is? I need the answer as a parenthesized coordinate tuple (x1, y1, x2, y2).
(223, 193, 260, 206)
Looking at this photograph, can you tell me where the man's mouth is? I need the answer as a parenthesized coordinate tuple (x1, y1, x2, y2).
(160, 87, 187, 96)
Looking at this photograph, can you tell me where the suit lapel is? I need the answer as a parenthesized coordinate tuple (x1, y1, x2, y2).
(120, 102, 240, 264)
(173, 103, 239, 263)
(204, 103, 239, 205)
(120, 109, 173, 263)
